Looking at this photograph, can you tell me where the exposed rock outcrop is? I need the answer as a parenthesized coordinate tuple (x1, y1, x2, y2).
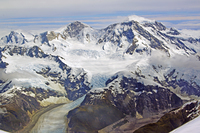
(133, 100, 200, 133)
(0, 89, 41, 132)
(67, 76, 183, 132)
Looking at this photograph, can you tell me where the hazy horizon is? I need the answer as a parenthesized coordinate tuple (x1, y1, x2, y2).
(0, 0, 200, 36)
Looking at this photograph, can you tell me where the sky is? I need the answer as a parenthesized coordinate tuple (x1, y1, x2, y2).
(0, 0, 200, 35)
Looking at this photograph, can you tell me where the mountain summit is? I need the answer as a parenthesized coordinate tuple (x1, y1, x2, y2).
(125, 15, 155, 24)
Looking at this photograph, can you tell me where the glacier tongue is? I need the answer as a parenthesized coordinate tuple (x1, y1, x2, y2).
(30, 95, 85, 133)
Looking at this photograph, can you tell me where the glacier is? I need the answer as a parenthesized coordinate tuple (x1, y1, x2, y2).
(30, 95, 85, 133)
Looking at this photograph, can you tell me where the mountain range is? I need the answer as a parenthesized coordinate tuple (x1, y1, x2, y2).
(0, 15, 200, 132)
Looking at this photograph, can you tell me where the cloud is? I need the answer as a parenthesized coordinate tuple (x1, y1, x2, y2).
(0, 69, 38, 81)
(0, 0, 200, 34)
(162, 20, 200, 30)
(149, 51, 200, 71)
(151, 16, 200, 21)
(0, 0, 200, 19)
(141, 14, 200, 30)
(0, 15, 128, 34)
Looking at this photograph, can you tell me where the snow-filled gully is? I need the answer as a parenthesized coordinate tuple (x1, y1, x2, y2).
(30, 95, 85, 133)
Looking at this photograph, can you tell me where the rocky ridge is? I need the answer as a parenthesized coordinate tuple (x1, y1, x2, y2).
(67, 73, 183, 132)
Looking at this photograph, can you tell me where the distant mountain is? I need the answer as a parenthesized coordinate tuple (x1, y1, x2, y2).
(0, 15, 200, 132)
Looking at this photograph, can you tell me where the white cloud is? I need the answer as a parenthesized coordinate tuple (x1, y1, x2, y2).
(0, 0, 200, 33)
(151, 16, 200, 21)
(0, 0, 200, 19)
(149, 51, 200, 71)
(144, 15, 200, 29)
(0, 15, 127, 35)
(162, 21, 200, 30)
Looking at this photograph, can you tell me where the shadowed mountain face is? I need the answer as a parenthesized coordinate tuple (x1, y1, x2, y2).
(67, 76, 183, 133)
(0, 16, 200, 132)
(133, 101, 200, 133)
(0, 89, 41, 131)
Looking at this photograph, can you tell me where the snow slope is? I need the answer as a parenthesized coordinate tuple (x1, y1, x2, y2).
(0, 130, 9, 133)
(170, 115, 200, 133)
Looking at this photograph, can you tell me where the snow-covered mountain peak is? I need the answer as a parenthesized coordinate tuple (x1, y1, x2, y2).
(0, 31, 27, 45)
(0, 30, 36, 46)
(55, 21, 94, 40)
(53, 21, 93, 37)
(61, 21, 90, 32)
(125, 15, 155, 24)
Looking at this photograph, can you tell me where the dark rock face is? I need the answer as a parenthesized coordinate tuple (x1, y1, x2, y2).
(23, 87, 66, 101)
(9, 45, 27, 56)
(99, 22, 135, 46)
(133, 101, 200, 133)
(2, 45, 47, 58)
(157, 31, 196, 54)
(0, 90, 41, 132)
(27, 46, 48, 58)
(110, 77, 182, 117)
(67, 103, 124, 133)
(67, 90, 125, 132)
(0, 48, 7, 68)
(35, 65, 91, 101)
(179, 79, 200, 96)
(151, 65, 200, 98)
(126, 37, 138, 55)
(154, 21, 167, 31)
(64, 73, 91, 101)
(39, 32, 50, 45)
(188, 37, 200, 44)
(153, 68, 200, 97)
(63, 21, 89, 38)
(67, 76, 183, 132)
(167, 28, 180, 35)
(143, 21, 166, 31)
(0, 81, 12, 93)
(33, 32, 49, 45)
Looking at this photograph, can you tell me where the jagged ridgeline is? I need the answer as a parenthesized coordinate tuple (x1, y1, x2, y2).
(0, 15, 200, 132)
